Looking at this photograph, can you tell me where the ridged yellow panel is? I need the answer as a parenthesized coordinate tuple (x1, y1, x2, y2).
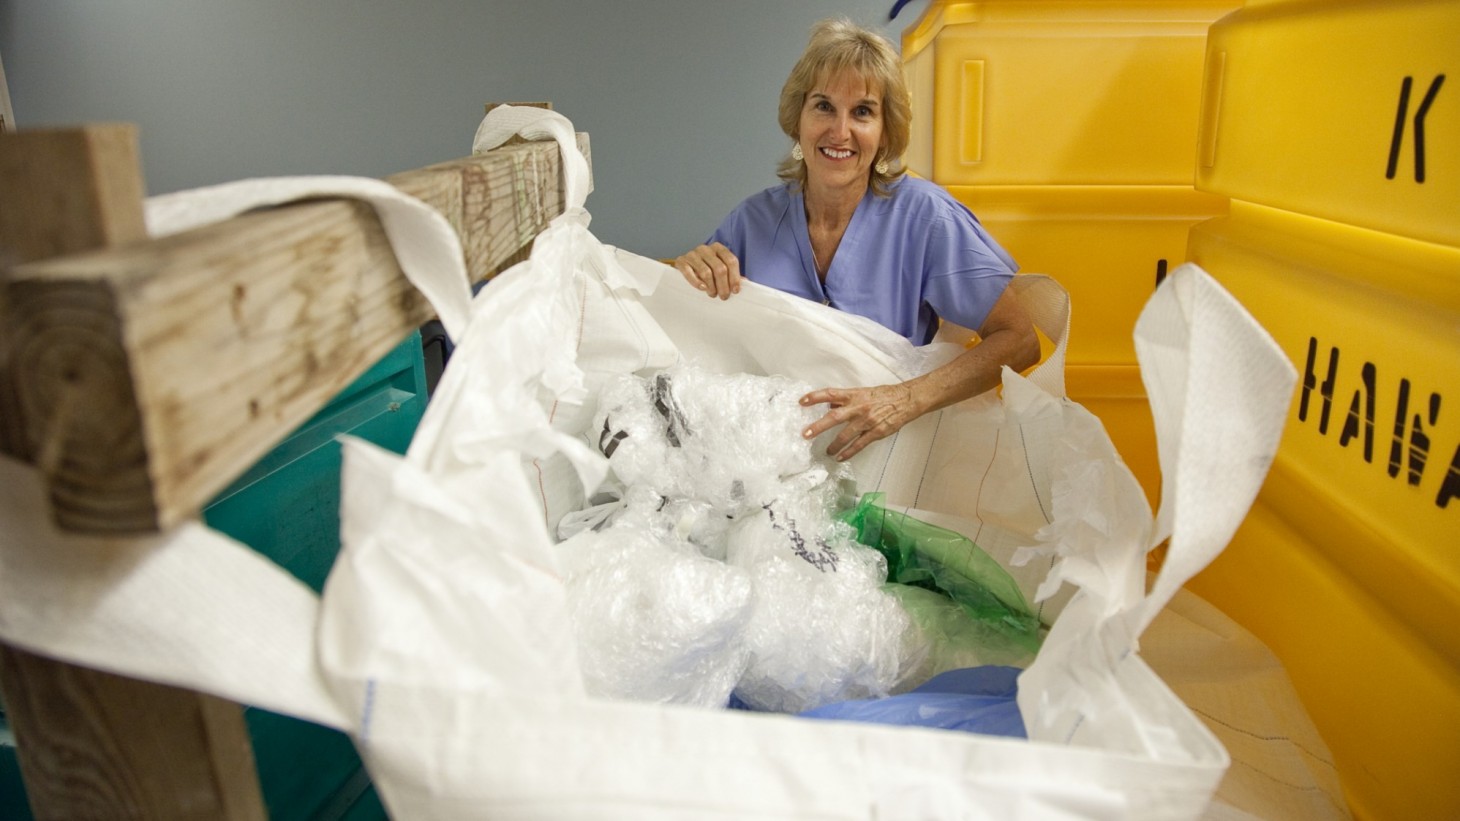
(1067, 365, 1162, 510)
(902, 1, 1242, 185)
(904, 40, 937, 179)
(1190, 501, 1460, 821)
(1188, 200, 1460, 820)
(1197, 0, 1460, 247)
(948, 185, 1227, 506)
(949, 185, 1228, 364)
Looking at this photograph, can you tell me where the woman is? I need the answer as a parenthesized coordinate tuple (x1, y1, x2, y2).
(675, 18, 1039, 462)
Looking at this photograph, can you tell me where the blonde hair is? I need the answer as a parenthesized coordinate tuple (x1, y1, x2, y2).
(776, 18, 911, 196)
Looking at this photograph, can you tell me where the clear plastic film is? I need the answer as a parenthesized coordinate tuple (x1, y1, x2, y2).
(554, 520, 753, 707)
(840, 493, 1043, 681)
(590, 366, 835, 519)
(725, 500, 920, 713)
(562, 364, 923, 712)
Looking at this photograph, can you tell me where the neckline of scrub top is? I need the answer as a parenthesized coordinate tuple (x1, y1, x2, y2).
(792, 184, 878, 309)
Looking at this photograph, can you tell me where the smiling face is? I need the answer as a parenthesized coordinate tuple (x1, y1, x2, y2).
(796, 70, 885, 197)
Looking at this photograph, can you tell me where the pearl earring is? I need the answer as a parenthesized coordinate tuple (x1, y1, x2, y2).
(875, 157, 890, 175)
(791, 143, 804, 162)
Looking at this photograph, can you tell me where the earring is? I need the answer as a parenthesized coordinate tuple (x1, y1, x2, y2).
(791, 143, 804, 162)
(875, 157, 890, 175)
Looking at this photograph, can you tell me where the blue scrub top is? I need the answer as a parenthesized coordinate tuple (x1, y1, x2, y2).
(709, 176, 1017, 345)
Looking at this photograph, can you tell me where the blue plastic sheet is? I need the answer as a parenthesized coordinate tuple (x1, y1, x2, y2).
(795, 666, 1026, 738)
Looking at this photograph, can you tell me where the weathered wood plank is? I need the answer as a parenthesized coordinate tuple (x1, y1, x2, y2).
(0, 122, 264, 821)
(0, 128, 589, 535)
(386, 131, 590, 279)
(0, 49, 16, 133)
(0, 130, 154, 520)
(0, 125, 147, 265)
(0, 645, 267, 821)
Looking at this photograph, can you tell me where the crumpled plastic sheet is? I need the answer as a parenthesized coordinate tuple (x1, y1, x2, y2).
(555, 522, 753, 706)
(725, 499, 919, 713)
(798, 665, 1027, 738)
(559, 364, 923, 712)
(884, 585, 1038, 686)
(838, 493, 1044, 683)
(591, 366, 832, 520)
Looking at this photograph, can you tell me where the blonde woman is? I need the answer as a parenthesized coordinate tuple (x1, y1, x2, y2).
(676, 18, 1037, 462)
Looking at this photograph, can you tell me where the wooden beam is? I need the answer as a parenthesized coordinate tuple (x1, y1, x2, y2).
(0, 48, 13, 133)
(0, 645, 266, 821)
(0, 123, 265, 821)
(387, 130, 589, 283)
(0, 125, 146, 264)
(0, 128, 589, 535)
(0, 118, 589, 818)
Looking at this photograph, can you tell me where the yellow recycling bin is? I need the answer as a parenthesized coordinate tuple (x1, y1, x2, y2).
(1187, 1, 1460, 818)
(903, 0, 1239, 506)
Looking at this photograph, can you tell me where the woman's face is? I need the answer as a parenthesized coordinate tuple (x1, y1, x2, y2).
(797, 69, 885, 195)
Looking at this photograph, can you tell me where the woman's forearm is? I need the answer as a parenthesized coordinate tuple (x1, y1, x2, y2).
(798, 296, 1039, 461)
(903, 322, 1041, 416)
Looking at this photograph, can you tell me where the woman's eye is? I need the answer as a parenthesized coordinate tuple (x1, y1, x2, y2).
(856, 106, 873, 117)
(815, 100, 832, 112)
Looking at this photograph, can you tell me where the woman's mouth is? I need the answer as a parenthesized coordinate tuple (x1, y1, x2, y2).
(819, 147, 854, 160)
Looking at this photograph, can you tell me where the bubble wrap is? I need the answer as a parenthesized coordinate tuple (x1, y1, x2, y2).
(555, 522, 753, 707)
(591, 366, 833, 517)
(564, 364, 921, 713)
(725, 501, 920, 712)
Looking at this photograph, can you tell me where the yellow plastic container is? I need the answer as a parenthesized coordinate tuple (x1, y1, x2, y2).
(1067, 365, 1163, 511)
(906, 2, 1238, 504)
(1186, 4, 1460, 814)
(911, 2, 1460, 817)
(1196, 0, 1459, 247)
(948, 185, 1227, 506)
(903, 0, 1243, 185)
(1189, 201, 1460, 821)
(949, 185, 1228, 365)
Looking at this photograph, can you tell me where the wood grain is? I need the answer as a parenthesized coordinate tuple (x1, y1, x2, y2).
(0, 126, 147, 265)
(0, 123, 264, 821)
(0, 645, 266, 820)
(0, 49, 16, 133)
(1, 129, 589, 534)
(0, 119, 589, 820)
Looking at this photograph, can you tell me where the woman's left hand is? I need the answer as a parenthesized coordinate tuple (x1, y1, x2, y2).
(799, 283, 1040, 463)
(799, 383, 924, 462)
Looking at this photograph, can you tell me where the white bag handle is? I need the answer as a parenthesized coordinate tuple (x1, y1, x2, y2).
(1135, 263, 1296, 632)
(0, 454, 348, 730)
(472, 105, 592, 212)
(145, 176, 475, 343)
(1017, 263, 1294, 753)
(136, 107, 597, 348)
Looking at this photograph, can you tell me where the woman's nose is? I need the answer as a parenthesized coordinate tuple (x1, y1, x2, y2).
(829, 114, 851, 140)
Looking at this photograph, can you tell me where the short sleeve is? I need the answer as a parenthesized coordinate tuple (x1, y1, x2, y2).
(918, 189, 1017, 333)
(709, 204, 747, 256)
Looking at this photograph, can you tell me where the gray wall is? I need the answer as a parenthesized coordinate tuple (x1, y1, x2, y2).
(0, 0, 917, 259)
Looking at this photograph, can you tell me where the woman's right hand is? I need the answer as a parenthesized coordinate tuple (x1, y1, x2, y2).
(674, 242, 742, 300)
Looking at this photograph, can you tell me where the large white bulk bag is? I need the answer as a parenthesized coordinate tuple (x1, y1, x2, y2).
(0, 107, 1299, 820)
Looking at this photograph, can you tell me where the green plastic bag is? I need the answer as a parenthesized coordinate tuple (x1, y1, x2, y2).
(839, 493, 1043, 676)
